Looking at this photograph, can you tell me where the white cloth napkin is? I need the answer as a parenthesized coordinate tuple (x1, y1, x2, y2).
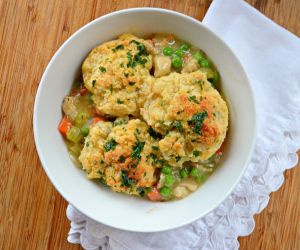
(66, 0, 300, 249)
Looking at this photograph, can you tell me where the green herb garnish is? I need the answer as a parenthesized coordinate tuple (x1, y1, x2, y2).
(131, 141, 145, 160)
(127, 52, 136, 68)
(112, 44, 124, 52)
(137, 187, 146, 197)
(172, 121, 183, 133)
(117, 98, 124, 104)
(104, 138, 117, 152)
(121, 170, 133, 187)
(188, 111, 208, 134)
(188, 95, 199, 104)
(130, 40, 140, 45)
(99, 66, 106, 73)
(137, 44, 148, 56)
(119, 155, 126, 163)
(193, 150, 200, 157)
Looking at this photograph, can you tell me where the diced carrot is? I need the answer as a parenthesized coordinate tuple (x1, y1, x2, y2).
(91, 116, 105, 125)
(79, 87, 88, 96)
(147, 187, 163, 201)
(58, 116, 72, 136)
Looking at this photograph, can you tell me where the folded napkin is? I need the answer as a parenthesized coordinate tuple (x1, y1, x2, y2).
(67, 0, 300, 249)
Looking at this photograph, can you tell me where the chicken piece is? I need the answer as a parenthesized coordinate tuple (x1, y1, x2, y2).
(182, 57, 199, 73)
(154, 55, 171, 77)
(173, 186, 189, 198)
(62, 96, 79, 120)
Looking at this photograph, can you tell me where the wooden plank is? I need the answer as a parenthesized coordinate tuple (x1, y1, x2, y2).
(0, 0, 298, 249)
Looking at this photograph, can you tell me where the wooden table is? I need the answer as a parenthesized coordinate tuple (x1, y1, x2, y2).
(1, 0, 299, 249)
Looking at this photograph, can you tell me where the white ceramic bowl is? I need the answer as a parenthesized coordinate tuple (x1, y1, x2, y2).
(33, 8, 256, 232)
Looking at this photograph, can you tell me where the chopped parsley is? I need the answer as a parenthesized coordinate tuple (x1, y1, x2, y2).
(172, 121, 183, 133)
(137, 44, 148, 56)
(188, 95, 199, 104)
(152, 146, 159, 151)
(133, 54, 147, 66)
(147, 127, 162, 140)
(127, 52, 136, 68)
(196, 80, 205, 90)
(92, 80, 96, 87)
(124, 72, 129, 77)
(112, 44, 124, 52)
(110, 84, 113, 93)
(188, 111, 208, 134)
(126, 42, 149, 68)
(130, 40, 140, 45)
(121, 170, 133, 187)
(99, 176, 106, 184)
(119, 155, 126, 163)
(193, 150, 200, 157)
(117, 98, 124, 104)
(137, 187, 146, 197)
(175, 156, 181, 162)
(131, 141, 145, 160)
(104, 138, 117, 152)
(149, 153, 158, 163)
(99, 66, 106, 73)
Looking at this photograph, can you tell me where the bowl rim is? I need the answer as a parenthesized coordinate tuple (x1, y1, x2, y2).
(33, 7, 257, 232)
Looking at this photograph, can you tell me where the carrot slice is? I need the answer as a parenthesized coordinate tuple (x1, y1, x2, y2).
(147, 187, 163, 201)
(58, 116, 72, 136)
(79, 87, 88, 96)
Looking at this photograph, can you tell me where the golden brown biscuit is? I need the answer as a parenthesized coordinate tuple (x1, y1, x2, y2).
(82, 34, 153, 117)
(141, 71, 228, 166)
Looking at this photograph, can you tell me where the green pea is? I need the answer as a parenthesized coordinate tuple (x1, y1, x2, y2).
(190, 167, 201, 178)
(179, 168, 188, 179)
(159, 186, 171, 197)
(81, 124, 90, 136)
(174, 49, 185, 57)
(196, 174, 207, 183)
(163, 47, 173, 56)
(200, 59, 211, 68)
(161, 165, 172, 175)
(190, 167, 207, 182)
(179, 43, 190, 51)
(66, 126, 82, 143)
(172, 55, 183, 68)
(164, 174, 175, 187)
(193, 51, 204, 62)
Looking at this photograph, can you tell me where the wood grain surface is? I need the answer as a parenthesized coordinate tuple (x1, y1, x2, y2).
(0, 0, 299, 249)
